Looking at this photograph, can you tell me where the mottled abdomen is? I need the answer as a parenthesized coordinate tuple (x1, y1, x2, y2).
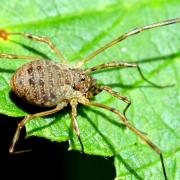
(11, 60, 76, 107)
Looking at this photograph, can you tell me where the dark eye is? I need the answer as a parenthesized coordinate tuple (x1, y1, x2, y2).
(81, 77, 85, 81)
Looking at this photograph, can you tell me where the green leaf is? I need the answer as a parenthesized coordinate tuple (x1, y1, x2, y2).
(0, 0, 179, 179)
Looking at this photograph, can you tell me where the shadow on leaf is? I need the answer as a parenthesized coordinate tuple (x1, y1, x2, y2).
(10, 40, 51, 60)
(80, 107, 143, 180)
(116, 154, 143, 180)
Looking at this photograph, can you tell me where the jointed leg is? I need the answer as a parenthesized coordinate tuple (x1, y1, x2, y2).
(9, 102, 67, 154)
(99, 85, 131, 116)
(78, 18, 180, 66)
(70, 99, 84, 154)
(86, 61, 172, 88)
(78, 98, 167, 180)
(98, 85, 147, 135)
(5, 31, 67, 63)
(0, 53, 43, 61)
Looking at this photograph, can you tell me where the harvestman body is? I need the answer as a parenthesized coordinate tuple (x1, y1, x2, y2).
(0, 18, 180, 180)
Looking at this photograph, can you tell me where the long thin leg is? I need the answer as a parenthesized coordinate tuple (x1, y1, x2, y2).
(5, 31, 67, 63)
(78, 18, 180, 67)
(85, 61, 172, 88)
(9, 102, 67, 154)
(70, 99, 84, 154)
(0, 53, 43, 61)
(99, 86, 147, 135)
(78, 97, 167, 180)
(99, 85, 131, 116)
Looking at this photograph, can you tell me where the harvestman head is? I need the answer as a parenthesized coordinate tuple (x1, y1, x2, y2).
(0, 18, 180, 180)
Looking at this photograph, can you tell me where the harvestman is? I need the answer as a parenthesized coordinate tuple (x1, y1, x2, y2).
(0, 18, 180, 179)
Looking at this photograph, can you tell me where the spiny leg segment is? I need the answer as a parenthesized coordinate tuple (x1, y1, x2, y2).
(79, 97, 167, 180)
(78, 18, 180, 67)
(9, 102, 67, 154)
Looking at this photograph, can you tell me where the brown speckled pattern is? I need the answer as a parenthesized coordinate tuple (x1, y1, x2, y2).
(10, 60, 98, 107)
